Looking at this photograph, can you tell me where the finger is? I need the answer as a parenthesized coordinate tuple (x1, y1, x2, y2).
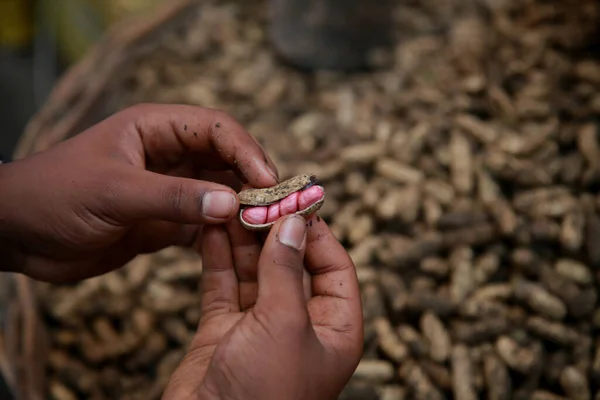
(198, 170, 243, 192)
(116, 103, 279, 187)
(255, 215, 308, 316)
(198, 225, 240, 319)
(127, 220, 200, 252)
(107, 167, 239, 225)
(225, 218, 262, 310)
(229, 193, 312, 304)
(303, 267, 313, 301)
(22, 221, 200, 283)
(248, 134, 279, 181)
(304, 216, 363, 345)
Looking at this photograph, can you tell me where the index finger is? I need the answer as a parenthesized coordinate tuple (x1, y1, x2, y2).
(117, 103, 279, 188)
(305, 215, 363, 346)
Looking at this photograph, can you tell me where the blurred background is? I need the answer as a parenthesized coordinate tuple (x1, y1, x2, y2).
(0, 0, 166, 159)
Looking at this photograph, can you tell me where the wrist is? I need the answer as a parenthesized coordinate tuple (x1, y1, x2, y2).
(0, 161, 26, 273)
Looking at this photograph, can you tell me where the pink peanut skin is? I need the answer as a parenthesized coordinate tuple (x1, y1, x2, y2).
(242, 185, 325, 225)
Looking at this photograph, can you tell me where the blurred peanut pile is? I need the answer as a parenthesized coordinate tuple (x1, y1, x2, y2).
(33, 0, 600, 399)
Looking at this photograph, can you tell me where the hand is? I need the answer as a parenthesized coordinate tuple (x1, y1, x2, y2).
(162, 214, 363, 400)
(0, 103, 279, 283)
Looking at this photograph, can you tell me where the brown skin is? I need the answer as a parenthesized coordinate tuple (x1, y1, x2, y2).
(0, 103, 363, 399)
(0, 103, 279, 283)
(163, 214, 363, 400)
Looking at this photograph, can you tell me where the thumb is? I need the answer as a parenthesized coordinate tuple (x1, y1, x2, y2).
(256, 215, 308, 315)
(107, 168, 239, 225)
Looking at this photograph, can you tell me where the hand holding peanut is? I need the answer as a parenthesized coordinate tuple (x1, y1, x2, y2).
(0, 103, 279, 282)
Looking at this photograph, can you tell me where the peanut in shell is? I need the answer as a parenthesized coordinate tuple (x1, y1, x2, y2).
(237, 174, 325, 231)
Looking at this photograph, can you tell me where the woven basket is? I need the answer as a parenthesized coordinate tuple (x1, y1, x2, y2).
(16, 0, 199, 157)
(0, 1, 201, 399)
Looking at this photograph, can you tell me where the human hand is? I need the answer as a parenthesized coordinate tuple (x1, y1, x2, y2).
(0, 104, 279, 283)
(162, 214, 363, 400)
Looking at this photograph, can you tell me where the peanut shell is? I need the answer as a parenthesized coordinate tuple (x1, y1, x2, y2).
(237, 174, 325, 231)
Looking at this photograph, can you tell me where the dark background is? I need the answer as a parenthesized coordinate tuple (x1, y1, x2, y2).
(0, 48, 38, 160)
(1, 3, 79, 397)
(0, 17, 45, 400)
(0, 46, 38, 400)
(0, 4, 65, 162)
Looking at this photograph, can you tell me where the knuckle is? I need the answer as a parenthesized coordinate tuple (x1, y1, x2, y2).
(97, 176, 126, 209)
(124, 103, 153, 116)
(165, 180, 187, 219)
(119, 104, 153, 136)
(118, 104, 147, 125)
(121, 103, 164, 130)
(209, 110, 237, 134)
(272, 256, 304, 278)
(211, 109, 231, 122)
(202, 291, 235, 317)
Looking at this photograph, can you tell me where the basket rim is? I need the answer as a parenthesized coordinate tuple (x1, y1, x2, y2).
(13, 0, 198, 161)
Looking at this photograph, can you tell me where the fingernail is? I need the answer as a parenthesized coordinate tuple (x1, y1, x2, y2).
(278, 215, 306, 250)
(202, 191, 236, 219)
